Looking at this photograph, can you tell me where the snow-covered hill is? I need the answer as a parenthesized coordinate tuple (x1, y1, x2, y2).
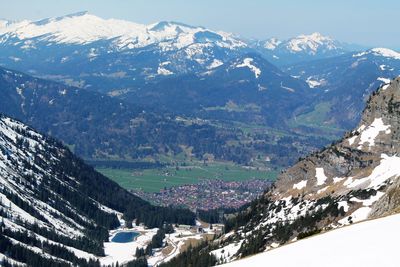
(0, 11, 245, 49)
(252, 32, 350, 65)
(222, 213, 400, 267)
(0, 12, 249, 93)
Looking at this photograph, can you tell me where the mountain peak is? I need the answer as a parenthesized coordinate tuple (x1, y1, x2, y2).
(263, 37, 281, 50)
(303, 32, 329, 39)
(286, 32, 338, 54)
(353, 47, 400, 60)
(0, 12, 244, 51)
(149, 20, 200, 31)
(63, 10, 89, 17)
(33, 11, 90, 26)
(370, 48, 400, 59)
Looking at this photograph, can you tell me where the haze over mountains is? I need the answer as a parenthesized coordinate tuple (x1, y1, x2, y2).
(0, 12, 397, 134)
(0, 10, 400, 267)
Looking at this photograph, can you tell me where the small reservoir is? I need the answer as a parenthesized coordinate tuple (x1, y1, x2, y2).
(111, 231, 140, 243)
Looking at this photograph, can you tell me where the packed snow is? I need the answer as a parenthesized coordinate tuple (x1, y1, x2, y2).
(211, 241, 243, 264)
(222, 213, 400, 267)
(337, 201, 349, 212)
(263, 38, 281, 50)
(293, 180, 307, 190)
(357, 118, 391, 148)
(208, 59, 224, 69)
(315, 168, 328, 186)
(101, 226, 157, 266)
(345, 154, 400, 190)
(236, 58, 261, 78)
(0, 12, 246, 51)
(339, 207, 371, 224)
(306, 77, 324, 88)
(377, 77, 391, 84)
(354, 48, 400, 60)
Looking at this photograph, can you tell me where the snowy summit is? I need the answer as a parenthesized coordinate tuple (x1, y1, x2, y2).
(0, 11, 246, 50)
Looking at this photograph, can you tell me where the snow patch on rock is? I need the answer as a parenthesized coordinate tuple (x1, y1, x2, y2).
(293, 180, 307, 190)
(236, 58, 261, 78)
(357, 118, 390, 148)
(315, 168, 328, 186)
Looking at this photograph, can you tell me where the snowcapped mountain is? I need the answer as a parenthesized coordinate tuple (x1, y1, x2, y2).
(354, 47, 400, 60)
(252, 32, 350, 65)
(0, 12, 249, 93)
(283, 32, 342, 54)
(0, 11, 245, 49)
(0, 19, 11, 28)
(286, 47, 400, 129)
(208, 77, 400, 265)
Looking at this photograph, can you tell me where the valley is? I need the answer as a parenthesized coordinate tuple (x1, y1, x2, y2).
(96, 161, 275, 193)
(0, 5, 399, 267)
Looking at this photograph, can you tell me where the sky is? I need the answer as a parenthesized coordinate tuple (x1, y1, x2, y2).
(1, 0, 399, 48)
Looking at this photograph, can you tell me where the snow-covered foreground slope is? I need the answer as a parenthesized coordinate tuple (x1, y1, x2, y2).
(222, 213, 400, 267)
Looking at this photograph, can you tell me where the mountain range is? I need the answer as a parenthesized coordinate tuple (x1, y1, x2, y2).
(0, 12, 364, 93)
(1, 11, 400, 267)
(0, 12, 248, 93)
(0, 11, 399, 172)
(250, 32, 355, 65)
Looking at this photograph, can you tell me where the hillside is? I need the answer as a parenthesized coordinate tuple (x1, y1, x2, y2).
(0, 66, 262, 164)
(124, 53, 313, 126)
(222, 213, 400, 267)
(201, 76, 400, 265)
(0, 114, 194, 266)
(286, 48, 400, 129)
(153, 76, 400, 267)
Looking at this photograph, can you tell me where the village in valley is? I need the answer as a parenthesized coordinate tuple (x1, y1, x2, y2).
(132, 179, 272, 211)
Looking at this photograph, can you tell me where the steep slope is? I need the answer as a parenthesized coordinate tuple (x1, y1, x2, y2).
(252, 33, 350, 66)
(0, 66, 251, 163)
(286, 48, 400, 129)
(222, 213, 400, 267)
(0, 114, 194, 266)
(124, 53, 313, 126)
(0, 12, 248, 93)
(210, 77, 400, 264)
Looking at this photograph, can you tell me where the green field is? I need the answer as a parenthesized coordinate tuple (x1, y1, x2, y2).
(97, 162, 278, 192)
(288, 101, 345, 137)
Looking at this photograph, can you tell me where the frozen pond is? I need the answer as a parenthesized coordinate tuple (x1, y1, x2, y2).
(111, 231, 140, 243)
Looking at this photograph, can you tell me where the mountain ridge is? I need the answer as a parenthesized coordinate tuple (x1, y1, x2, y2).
(204, 76, 400, 265)
(0, 113, 195, 266)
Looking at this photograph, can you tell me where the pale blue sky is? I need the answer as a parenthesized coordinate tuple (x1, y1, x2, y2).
(1, 0, 399, 48)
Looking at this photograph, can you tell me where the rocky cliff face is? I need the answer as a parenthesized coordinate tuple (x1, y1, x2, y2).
(214, 77, 400, 264)
(276, 77, 400, 202)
